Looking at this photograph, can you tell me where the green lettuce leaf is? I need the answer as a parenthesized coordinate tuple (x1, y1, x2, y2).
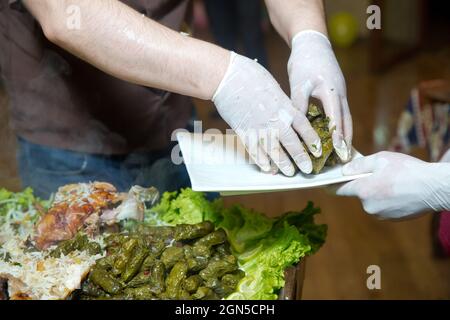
(148, 188, 221, 225)
(227, 223, 311, 300)
(216, 205, 273, 253)
(227, 204, 327, 300)
(0, 187, 47, 220)
(275, 202, 327, 255)
(0, 187, 49, 238)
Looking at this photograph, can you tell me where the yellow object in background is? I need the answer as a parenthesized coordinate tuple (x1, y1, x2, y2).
(328, 12, 359, 48)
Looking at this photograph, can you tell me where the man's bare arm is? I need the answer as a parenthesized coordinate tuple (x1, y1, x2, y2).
(23, 0, 229, 100)
(264, 0, 327, 45)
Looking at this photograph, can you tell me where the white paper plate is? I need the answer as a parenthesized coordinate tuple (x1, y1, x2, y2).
(176, 132, 371, 196)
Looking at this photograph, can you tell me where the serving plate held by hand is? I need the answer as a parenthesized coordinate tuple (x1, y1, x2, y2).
(176, 132, 371, 196)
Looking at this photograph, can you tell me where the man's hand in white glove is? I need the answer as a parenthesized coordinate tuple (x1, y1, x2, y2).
(288, 30, 352, 162)
(336, 151, 450, 219)
(213, 52, 322, 176)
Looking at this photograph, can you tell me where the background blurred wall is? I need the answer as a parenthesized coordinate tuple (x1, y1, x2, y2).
(324, 0, 371, 37)
(325, 0, 422, 44)
(384, 0, 421, 44)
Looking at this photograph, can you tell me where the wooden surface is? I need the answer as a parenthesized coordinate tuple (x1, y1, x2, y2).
(279, 260, 306, 300)
(1, 28, 449, 299)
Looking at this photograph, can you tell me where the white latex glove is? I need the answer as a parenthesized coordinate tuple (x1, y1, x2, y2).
(213, 52, 321, 176)
(288, 30, 352, 162)
(337, 151, 450, 219)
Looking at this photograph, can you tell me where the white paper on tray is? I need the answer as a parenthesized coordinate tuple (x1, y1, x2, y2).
(176, 132, 371, 196)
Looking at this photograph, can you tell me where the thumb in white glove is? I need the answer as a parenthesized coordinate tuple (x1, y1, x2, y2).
(336, 151, 450, 219)
(288, 30, 353, 162)
(213, 52, 322, 175)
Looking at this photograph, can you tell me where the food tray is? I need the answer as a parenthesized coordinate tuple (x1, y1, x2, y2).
(278, 259, 306, 300)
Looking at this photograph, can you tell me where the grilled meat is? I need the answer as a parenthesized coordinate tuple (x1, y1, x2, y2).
(34, 182, 120, 250)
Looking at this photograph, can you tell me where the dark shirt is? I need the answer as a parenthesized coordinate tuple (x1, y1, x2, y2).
(0, 0, 192, 154)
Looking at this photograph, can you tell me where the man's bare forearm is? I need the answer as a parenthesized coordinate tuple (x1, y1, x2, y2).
(264, 0, 327, 45)
(23, 0, 229, 100)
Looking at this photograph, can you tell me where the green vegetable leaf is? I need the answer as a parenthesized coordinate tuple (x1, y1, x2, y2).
(275, 202, 327, 254)
(228, 218, 321, 300)
(148, 188, 220, 225)
(0, 187, 49, 239)
(217, 205, 273, 254)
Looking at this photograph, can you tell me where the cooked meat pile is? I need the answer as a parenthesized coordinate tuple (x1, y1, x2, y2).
(34, 182, 120, 250)
(34, 183, 159, 250)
